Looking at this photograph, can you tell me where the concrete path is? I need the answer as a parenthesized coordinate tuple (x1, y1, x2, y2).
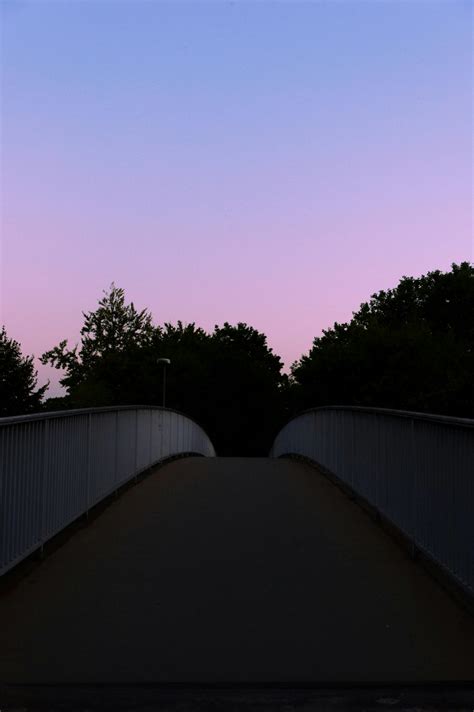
(1, 457, 474, 684)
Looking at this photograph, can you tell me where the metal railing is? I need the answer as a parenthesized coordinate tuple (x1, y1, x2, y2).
(270, 406, 474, 595)
(0, 406, 215, 576)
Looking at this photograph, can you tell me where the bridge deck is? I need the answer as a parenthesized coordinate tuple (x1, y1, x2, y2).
(1, 457, 473, 684)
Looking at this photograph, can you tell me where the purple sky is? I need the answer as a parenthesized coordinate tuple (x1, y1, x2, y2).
(1, 1, 472, 396)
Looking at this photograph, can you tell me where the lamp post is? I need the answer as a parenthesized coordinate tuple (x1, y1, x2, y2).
(157, 358, 171, 408)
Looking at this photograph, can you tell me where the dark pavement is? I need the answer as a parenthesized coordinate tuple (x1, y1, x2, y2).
(1, 456, 474, 685)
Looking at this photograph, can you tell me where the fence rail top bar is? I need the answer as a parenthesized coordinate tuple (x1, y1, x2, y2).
(294, 405, 474, 429)
(0, 405, 205, 429)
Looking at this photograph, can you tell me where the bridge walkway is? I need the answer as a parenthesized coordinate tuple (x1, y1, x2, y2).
(1, 457, 473, 683)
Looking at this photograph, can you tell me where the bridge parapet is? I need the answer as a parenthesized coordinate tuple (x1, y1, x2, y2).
(0, 406, 215, 576)
(270, 406, 474, 597)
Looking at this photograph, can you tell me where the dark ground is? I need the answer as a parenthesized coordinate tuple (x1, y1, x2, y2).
(1, 457, 473, 708)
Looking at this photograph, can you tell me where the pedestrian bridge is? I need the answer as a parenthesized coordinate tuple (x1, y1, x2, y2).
(0, 406, 473, 691)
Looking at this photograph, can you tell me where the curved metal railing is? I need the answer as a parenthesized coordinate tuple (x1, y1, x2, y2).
(270, 406, 474, 595)
(0, 406, 215, 576)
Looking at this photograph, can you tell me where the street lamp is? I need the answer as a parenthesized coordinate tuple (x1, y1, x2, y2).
(157, 358, 171, 408)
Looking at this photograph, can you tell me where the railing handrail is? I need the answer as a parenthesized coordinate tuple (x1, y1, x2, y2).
(0, 405, 208, 431)
(280, 405, 474, 430)
(5, 404, 472, 430)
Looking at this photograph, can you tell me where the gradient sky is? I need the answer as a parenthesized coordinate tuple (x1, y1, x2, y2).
(1, 0, 472, 396)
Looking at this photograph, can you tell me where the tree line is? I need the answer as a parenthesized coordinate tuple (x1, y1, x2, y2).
(1, 262, 472, 454)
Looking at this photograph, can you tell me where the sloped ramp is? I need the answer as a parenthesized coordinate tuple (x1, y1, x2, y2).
(1, 457, 473, 685)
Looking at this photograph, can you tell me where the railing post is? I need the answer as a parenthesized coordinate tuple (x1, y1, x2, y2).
(410, 417, 418, 557)
(351, 410, 355, 489)
(39, 419, 49, 555)
(0, 428, 6, 571)
(85, 413, 92, 516)
(115, 411, 119, 486)
(375, 413, 379, 508)
(135, 409, 139, 481)
(159, 409, 163, 460)
(149, 408, 153, 467)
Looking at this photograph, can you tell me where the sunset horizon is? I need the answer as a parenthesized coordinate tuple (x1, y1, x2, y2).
(2, 0, 472, 395)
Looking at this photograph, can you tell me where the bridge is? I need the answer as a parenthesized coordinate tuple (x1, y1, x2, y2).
(0, 406, 473, 709)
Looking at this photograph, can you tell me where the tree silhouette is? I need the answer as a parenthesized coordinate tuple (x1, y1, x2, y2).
(38, 263, 473, 450)
(291, 262, 474, 418)
(40, 290, 286, 454)
(0, 327, 47, 416)
(145, 321, 286, 455)
(208, 323, 286, 454)
(41, 284, 154, 406)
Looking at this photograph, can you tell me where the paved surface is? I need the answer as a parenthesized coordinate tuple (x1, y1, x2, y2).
(2, 685, 474, 712)
(1, 457, 474, 685)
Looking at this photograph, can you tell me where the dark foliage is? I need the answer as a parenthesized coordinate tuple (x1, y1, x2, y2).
(0, 327, 47, 416)
(38, 264, 473, 450)
(40, 286, 286, 454)
(291, 262, 474, 418)
(42, 396, 72, 412)
(41, 284, 155, 407)
(206, 323, 287, 455)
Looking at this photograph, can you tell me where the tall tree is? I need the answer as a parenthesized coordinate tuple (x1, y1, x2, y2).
(41, 284, 155, 406)
(0, 327, 47, 416)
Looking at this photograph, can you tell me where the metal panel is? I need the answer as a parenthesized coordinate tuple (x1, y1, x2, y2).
(136, 409, 151, 472)
(43, 415, 89, 539)
(116, 410, 137, 484)
(89, 412, 117, 504)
